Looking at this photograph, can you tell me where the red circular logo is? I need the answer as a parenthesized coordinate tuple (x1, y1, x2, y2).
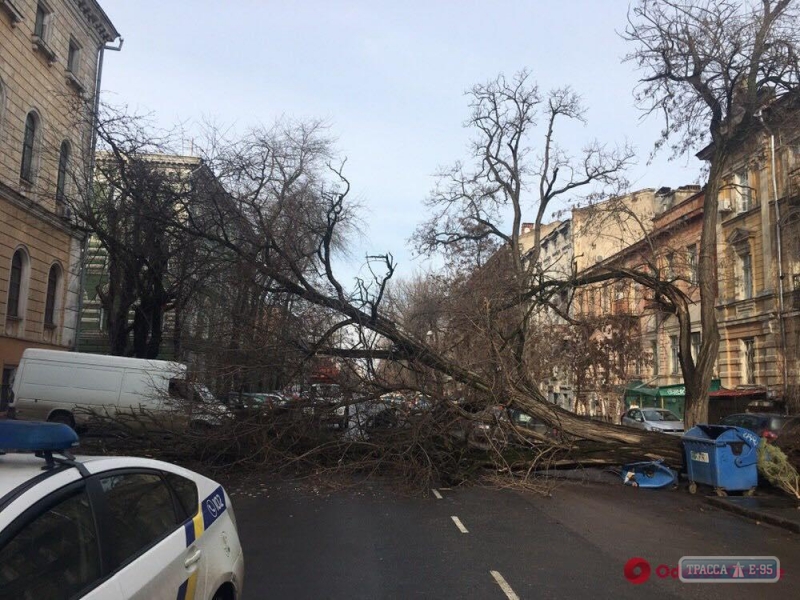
(624, 557, 651, 584)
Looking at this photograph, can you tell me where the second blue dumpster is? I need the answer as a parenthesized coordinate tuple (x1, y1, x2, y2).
(682, 425, 761, 496)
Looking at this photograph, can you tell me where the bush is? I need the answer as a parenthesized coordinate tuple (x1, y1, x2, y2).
(758, 443, 800, 500)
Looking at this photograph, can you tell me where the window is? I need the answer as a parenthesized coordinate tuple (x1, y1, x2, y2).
(687, 245, 698, 284)
(56, 140, 70, 209)
(67, 39, 80, 74)
(651, 340, 659, 377)
(691, 332, 701, 363)
(44, 264, 61, 326)
(0, 488, 101, 599)
(34, 3, 47, 38)
(20, 112, 38, 182)
(99, 473, 179, 571)
(1, 365, 15, 410)
(670, 335, 679, 375)
(164, 473, 199, 520)
(0, 79, 6, 141)
(7, 250, 25, 318)
(665, 253, 675, 279)
(738, 249, 754, 299)
(742, 338, 756, 384)
(734, 169, 752, 212)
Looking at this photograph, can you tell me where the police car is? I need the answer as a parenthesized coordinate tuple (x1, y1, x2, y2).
(0, 420, 244, 600)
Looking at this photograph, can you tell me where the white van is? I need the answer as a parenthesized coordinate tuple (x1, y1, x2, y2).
(9, 349, 217, 431)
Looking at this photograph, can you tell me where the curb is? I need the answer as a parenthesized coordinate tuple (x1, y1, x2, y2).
(706, 496, 800, 534)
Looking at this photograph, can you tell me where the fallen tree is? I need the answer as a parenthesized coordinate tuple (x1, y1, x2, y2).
(80, 78, 693, 486)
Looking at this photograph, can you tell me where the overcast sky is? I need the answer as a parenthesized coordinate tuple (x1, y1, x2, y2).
(100, 0, 702, 281)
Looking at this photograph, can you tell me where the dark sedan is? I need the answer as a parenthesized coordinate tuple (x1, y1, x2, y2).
(719, 412, 791, 441)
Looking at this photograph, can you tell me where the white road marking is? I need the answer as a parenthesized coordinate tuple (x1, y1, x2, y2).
(490, 570, 520, 600)
(451, 515, 469, 533)
(432, 489, 443, 499)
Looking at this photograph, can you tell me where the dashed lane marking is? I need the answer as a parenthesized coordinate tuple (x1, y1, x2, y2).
(490, 570, 520, 600)
(432, 489, 443, 499)
(451, 516, 469, 533)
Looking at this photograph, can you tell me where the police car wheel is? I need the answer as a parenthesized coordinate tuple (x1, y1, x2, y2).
(212, 585, 234, 600)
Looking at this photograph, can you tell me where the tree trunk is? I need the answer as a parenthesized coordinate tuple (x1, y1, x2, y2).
(146, 304, 163, 359)
(684, 155, 725, 428)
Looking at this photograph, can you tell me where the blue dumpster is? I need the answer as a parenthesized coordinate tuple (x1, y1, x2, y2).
(682, 425, 761, 495)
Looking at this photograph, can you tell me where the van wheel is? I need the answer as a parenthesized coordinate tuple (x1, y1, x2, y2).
(48, 412, 76, 430)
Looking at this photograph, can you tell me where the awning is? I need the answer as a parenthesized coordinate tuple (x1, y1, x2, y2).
(709, 387, 766, 399)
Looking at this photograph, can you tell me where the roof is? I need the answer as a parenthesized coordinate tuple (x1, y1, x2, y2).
(0, 452, 207, 503)
(20, 349, 185, 372)
(0, 453, 65, 498)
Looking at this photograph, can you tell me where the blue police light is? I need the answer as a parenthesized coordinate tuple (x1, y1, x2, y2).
(0, 421, 79, 453)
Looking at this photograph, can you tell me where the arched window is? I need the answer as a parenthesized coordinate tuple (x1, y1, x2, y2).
(7, 250, 26, 318)
(44, 263, 61, 326)
(20, 112, 38, 182)
(56, 140, 70, 207)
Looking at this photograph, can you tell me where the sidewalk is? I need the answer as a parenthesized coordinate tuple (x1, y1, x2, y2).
(550, 467, 800, 534)
(707, 494, 800, 533)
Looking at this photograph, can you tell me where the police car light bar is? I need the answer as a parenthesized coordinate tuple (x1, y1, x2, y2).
(0, 420, 79, 453)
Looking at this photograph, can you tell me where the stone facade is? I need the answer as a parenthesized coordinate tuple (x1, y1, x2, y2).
(714, 100, 800, 410)
(0, 0, 118, 407)
(593, 187, 706, 387)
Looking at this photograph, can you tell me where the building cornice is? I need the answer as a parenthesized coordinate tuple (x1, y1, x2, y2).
(0, 181, 86, 239)
(71, 0, 120, 43)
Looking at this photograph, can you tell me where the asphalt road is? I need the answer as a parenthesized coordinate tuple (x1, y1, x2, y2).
(228, 475, 800, 599)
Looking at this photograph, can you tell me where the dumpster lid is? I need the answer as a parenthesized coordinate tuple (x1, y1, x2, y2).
(683, 425, 761, 446)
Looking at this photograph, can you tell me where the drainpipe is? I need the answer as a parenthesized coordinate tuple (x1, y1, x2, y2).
(758, 113, 788, 401)
(73, 36, 124, 351)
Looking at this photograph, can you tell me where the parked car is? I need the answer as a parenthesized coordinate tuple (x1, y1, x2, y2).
(621, 407, 684, 434)
(362, 393, 432, 432)
(718, 412, 791, 441)
(466, 406, 558, 449)
(0, 420, 244, 600)
(228, 392, 287, 412)
(10, 349, 226, 433)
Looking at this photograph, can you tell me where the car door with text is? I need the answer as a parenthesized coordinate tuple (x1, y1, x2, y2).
(94, 471, 208, 600)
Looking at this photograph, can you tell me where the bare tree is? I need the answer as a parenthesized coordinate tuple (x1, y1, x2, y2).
(70, 107, 218, 357)
(415, 70, 633, 389)
(624, 0, 800, 425)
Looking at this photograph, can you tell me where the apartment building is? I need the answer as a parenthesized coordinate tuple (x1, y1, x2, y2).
(712, 96, 800, 410)
(0, 0, 119, 407)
